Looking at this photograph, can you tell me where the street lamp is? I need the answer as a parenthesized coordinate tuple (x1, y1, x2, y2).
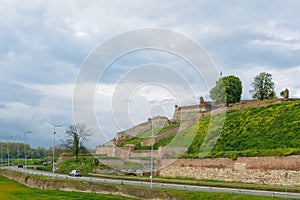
(53, 125, 61, 178)
(150, 119, 154, 189)
(24, 131, 31, 173)
(7, 142, 9, 167)
(6, 136, 13, 167)
(0, 143, 2, 166)
(17, 144, 20, 165)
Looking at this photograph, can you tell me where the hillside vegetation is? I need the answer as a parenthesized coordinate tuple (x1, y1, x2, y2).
(119, 122, 180, 150)
(112, 100, 300, 159)
(183, 100, 300, 159)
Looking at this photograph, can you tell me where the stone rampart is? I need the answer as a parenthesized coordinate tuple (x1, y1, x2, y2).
(158, 156, 300, 186)
(99, 158, 124, 166)
(141, 127, 179, 146)
(95, 147, 114, 157)
(115, 116, 169, 145)
(130, 150, 158, 158)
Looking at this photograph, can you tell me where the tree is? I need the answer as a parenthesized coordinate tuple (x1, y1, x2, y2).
(249, 72, 275, 100)
(62, 124, 91, 160)
(280, 90, 285, 98)
(209, 75, 242, 106)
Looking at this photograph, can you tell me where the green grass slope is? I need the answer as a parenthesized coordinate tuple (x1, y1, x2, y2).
(181, 100, 300, 159)
(0, 175, 135, 200)
(119, 122, 180, 150)
(0, 175, 287, 200)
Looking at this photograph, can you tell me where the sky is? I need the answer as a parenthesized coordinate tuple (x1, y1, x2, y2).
(0, 0, 300, 148)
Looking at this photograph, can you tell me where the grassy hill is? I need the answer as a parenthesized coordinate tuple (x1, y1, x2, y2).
(181, 100, 300, 159)
(113, 100, 300, 159)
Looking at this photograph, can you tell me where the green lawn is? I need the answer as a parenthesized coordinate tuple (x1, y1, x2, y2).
(169, 189, 286, 200)
(0, 175, 289, 200)
(0, 175, 134, 200)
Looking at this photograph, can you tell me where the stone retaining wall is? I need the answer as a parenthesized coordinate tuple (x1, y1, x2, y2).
(141, 127, 179, 146)
(158, 156, 300, 186)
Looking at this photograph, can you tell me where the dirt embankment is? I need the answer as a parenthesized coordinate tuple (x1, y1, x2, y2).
(0, 169, 175, 200)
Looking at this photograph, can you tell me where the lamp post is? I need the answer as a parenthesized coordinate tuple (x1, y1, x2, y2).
(150, 119, 154, 189)
(6, 136, 13, 167)
(53, 125, 61, 178)
(24, 131, 31, 173)
(17, 144, 20, 165)
(0, 143, 2, 166)
(7, 142, 9, 167)
(285, 172, 289, 198)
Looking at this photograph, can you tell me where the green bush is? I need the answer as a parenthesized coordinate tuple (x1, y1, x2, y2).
(56, 157, 108, 175)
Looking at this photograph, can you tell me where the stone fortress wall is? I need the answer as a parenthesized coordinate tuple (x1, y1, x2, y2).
(94, 91, 300, 185)
(113, 116, 169, 145)
(158, 156, 300, 186)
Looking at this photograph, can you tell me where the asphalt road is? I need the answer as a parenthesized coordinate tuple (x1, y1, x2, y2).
(3, 166, 300, 199)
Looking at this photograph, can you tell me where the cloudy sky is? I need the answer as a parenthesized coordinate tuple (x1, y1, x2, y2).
(1, 0, 300, 148)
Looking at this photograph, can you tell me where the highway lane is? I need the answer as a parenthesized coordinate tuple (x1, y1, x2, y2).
(2, 166, 300, 199)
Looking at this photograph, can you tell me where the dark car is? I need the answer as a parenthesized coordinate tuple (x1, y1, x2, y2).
(17, 164, 23, 168)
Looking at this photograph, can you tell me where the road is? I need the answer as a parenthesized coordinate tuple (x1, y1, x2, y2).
(2, 166, 300, 199)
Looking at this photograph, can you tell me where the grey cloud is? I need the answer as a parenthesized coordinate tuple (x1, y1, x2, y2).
(1, 0, 300, 147)
(0, 80, 41, 106)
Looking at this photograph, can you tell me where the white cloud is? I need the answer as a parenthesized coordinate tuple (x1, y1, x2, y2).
(248, 40, 300, 52)
(1, 0, 300, 147)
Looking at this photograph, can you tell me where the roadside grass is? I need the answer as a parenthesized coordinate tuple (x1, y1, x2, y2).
(89, 173, 300, 193)
(0, 175, 134, 200)
(167, 188, 285, 200)
(0, 174, 291, 200)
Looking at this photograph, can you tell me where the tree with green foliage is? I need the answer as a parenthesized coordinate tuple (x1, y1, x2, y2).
(249, 72, 275, 100)
(209, 75, 242, 106)
(62, 124, 91, 160)
(280, 90, 285, 98)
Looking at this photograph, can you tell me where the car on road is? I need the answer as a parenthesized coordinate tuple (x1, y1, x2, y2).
(69, 170, 82, 177)
(17, 164, 23, 168)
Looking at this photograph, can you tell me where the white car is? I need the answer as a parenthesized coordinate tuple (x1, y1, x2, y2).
(69, 170, 82, 177)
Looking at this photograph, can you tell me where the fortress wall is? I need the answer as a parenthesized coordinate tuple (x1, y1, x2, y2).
(159, 166, 300, 186)
(158, 146, 188, 159)
(123, 116, 169, 137)
(95, 147, 114, 157)
(141, 127, 179, 146)
(130, 150, 158, 158)
(99, 158, 124, 166)
(158, 156, 300, 186)
(115, 116, 169, 145)
(160, 156, 300, 170)
(173, 108, 202, 122)
(125, 158, 151, 165)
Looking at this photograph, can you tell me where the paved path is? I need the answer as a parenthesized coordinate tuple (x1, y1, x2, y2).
(2, 166, 300, 199)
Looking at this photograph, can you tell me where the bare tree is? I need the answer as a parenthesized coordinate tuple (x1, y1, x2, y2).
(61, 124, 91, 160)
